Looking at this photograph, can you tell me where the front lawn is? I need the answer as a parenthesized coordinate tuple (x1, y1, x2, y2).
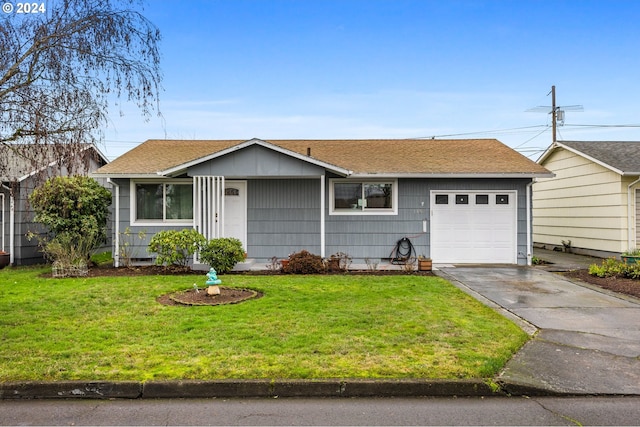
(0, 267, 528, 381)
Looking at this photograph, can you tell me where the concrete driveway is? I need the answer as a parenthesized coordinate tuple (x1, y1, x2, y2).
(436, 266, 640, 395)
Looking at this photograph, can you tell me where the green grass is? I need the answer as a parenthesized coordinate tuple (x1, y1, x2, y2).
(0, 267, 528, 381)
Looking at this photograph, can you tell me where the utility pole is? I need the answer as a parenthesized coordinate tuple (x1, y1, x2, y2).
(527, 87, 582, 144)
(551, 85, 557, 143)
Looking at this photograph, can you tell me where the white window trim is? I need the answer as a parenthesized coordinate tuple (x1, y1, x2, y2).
(130, 179, 195, 226)
(329, 178, 398, 216)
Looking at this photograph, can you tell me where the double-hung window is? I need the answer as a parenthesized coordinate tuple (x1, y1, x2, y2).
(132, 181, 193, 224)
(330, 179, 397, 215)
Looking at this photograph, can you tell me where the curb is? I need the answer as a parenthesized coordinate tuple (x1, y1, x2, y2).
(0, 379, 500, 400)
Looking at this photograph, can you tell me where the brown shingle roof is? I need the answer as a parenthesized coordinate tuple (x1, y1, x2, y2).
(95, 138, 551, 177)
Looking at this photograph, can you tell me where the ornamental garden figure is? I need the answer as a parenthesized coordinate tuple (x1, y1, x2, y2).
(206, 268, 221, 295)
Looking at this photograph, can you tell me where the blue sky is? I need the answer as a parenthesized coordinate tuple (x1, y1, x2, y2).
(104, 0, 640, 160)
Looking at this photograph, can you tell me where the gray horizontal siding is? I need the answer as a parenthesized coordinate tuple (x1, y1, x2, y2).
(325, 178, 531, 265)
(247, 179, 321, 259)
(112, 176, 532, 267)
(326, 179, 428, 260)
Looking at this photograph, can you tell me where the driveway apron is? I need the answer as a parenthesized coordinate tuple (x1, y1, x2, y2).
(437, 266, 640, 395)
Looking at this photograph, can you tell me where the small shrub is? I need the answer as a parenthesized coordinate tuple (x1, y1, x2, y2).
(266, 256, 281, 273)
(589, 257, 630, 278)
(402, 257, 417, 273)
(119, 227, 147, 267)
(42, 231, 100, 277)
(626, 263, 640, 279)
(199, 238, 245, 274)
(588, 263, 606, 278)
(364, 257, 379, 271)
(148, 229, 206, 267)
(327, 251, 352, 273)
(285, 250, 325, 274)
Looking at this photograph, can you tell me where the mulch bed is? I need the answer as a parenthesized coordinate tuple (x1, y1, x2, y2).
(563, 269, 640, 299)
(157, 287, 263, 306)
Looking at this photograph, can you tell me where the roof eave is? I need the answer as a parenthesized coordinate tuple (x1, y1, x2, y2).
(90, 173, 161, 179)
(349, 172, 555, 179)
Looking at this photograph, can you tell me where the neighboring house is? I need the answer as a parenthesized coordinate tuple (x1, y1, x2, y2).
(0, 144, 109, 265)
(534, 140, 640, 257)
(93, 138, 550, 267)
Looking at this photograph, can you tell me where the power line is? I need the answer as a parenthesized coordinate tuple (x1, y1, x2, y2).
(564, 123, 640, 129)
(416, 125, 548, 139)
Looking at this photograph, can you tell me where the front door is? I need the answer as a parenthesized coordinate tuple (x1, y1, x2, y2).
(224, 181, 247, 251)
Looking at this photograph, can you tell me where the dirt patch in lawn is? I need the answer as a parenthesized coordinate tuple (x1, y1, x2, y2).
(563, 269, 640, 300)
(157, 287, 263, 306)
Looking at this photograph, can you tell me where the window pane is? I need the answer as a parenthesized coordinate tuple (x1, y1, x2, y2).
(334, 183, 362, 209)
(364, 183, 392, 209)
(136, 184, 163, 220)
(166, 184, 193, 219)
(496, 194, 509, 205)
(476, 194, 489, 205)
(456, 194, 469, 204)
(435, 194, 448, 204)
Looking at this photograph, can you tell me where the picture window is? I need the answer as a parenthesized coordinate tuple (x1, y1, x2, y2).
(330, 180, 397, 215)
(133, 181, 193, 223)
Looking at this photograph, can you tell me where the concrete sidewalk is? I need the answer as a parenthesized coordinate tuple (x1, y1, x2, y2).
(437, 264, 640, 396)
(533, 247, 602, 272)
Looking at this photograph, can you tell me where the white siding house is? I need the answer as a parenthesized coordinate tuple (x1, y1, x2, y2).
(534, 141, 640, 257)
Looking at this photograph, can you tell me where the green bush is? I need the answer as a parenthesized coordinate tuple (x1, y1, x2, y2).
(29, 176, 111, 240)
(148, 229, 206, 267)
(626, 263, 640, 279)
(285, 250, 325, 274)
(588, 257, 640, 280)
(199, 238, 246, 274)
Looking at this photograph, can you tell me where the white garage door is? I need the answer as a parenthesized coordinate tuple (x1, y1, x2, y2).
(430, 191, 517, 264)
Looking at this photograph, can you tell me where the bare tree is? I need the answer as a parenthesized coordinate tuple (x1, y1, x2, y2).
(0, 0, 162, 178)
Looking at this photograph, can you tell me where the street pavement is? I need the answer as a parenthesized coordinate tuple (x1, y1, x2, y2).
(437, 250, 640, 396)
(3, 396, 640, 426)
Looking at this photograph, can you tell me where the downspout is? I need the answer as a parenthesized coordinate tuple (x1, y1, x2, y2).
(320, 174, 326, 258)
(627, 176, 640, 251)
(107, 178, 120, 268)
(526, 180, 534, 266)
(1, 183, 14, 265)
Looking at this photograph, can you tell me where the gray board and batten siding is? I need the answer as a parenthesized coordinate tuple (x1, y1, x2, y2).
(113, 175, 532, 266)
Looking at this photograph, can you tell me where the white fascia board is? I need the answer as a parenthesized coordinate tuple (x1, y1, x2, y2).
(536, 142, 557, 164)
(158, 138, 352, 177)
(17, 144, 109, 182)
(17, 159, 59, 182)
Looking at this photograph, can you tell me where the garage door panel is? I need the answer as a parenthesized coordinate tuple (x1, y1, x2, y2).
(431, 191, 516, 264)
